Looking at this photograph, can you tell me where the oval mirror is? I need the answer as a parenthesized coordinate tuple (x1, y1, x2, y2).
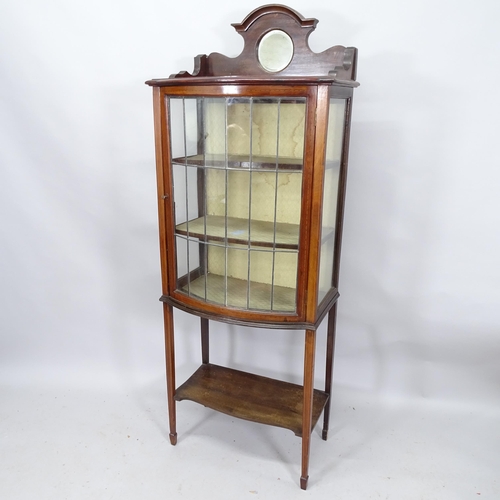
(257, 30, 293, 72)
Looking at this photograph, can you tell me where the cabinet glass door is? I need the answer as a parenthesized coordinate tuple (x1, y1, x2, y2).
(168, 96, 306, 313)
(317, 98, 347, 304)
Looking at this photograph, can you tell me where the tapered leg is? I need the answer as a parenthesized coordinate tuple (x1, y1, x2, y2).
(322, 304, 338, 441)
(321, 303, 337, 441)
(301, 329, 317, 490)
(201, 317, 209, 364)
(163, 303, 177, 445)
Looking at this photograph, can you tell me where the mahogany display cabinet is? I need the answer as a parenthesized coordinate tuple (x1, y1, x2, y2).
(146, 5, 359, 489)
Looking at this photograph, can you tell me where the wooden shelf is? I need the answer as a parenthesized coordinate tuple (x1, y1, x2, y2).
(182, 273, 296, 312)
(173, 154, 303, 171)
(177, 216, 334, 249)
(175, 363, 329, 437)
(176, 215, 300, 249)
(173, 154, 340, 171)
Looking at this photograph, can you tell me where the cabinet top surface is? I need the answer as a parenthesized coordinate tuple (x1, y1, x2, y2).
(146, 5, 358, 88)
(145, 75, 357, 88)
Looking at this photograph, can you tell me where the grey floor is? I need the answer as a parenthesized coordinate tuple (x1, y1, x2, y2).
(1, 374, 498, 500)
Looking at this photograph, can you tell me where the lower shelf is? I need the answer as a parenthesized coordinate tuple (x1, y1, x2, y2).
(174, 363, 328, 437)
(182, 273, 297, 312)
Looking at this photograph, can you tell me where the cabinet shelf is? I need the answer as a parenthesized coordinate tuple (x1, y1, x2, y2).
(175, 363, 329, 437)
(176, 215, 300, 249)
(182, 273, 296, 312)
(173, 154, 340, 172)
(173, 154, 303, 171)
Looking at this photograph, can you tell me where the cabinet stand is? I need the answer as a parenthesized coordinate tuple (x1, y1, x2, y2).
(163, 301, 339, 489)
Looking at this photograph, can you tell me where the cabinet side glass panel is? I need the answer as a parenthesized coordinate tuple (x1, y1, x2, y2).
(317, 99, 346, 304)
(168, 95, 305, 313)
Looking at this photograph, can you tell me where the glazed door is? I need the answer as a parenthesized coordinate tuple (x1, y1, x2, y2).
(168, 95, 307, 314)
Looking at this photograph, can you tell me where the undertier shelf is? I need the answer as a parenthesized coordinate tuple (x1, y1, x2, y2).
(182, 273, 296, 312)
(174, 363, 329, 437)
(176, 215, 300, 249)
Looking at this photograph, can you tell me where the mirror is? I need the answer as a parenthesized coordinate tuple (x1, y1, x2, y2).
(257, 30, 293, 72)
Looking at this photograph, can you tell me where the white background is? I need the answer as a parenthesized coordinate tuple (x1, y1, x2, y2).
(1, 0, 499, 498)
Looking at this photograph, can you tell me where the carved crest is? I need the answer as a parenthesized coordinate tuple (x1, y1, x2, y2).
(171, 5, 357, 84)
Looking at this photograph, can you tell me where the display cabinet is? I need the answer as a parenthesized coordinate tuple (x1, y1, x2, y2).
(146, 5, 358, 489)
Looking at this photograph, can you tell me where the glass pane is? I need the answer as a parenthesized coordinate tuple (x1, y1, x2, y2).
(170, 95, 305, 313)
(204, 98, 227, 167)
(169, 97, 198, 162)
(175, 235, 202, 294)
(172, 163, 200, 226)
(175, 235, 188, 284)
(270, 250, 298, 312)
(317, 98, 346, 304)
(169, 98, 185, 159)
